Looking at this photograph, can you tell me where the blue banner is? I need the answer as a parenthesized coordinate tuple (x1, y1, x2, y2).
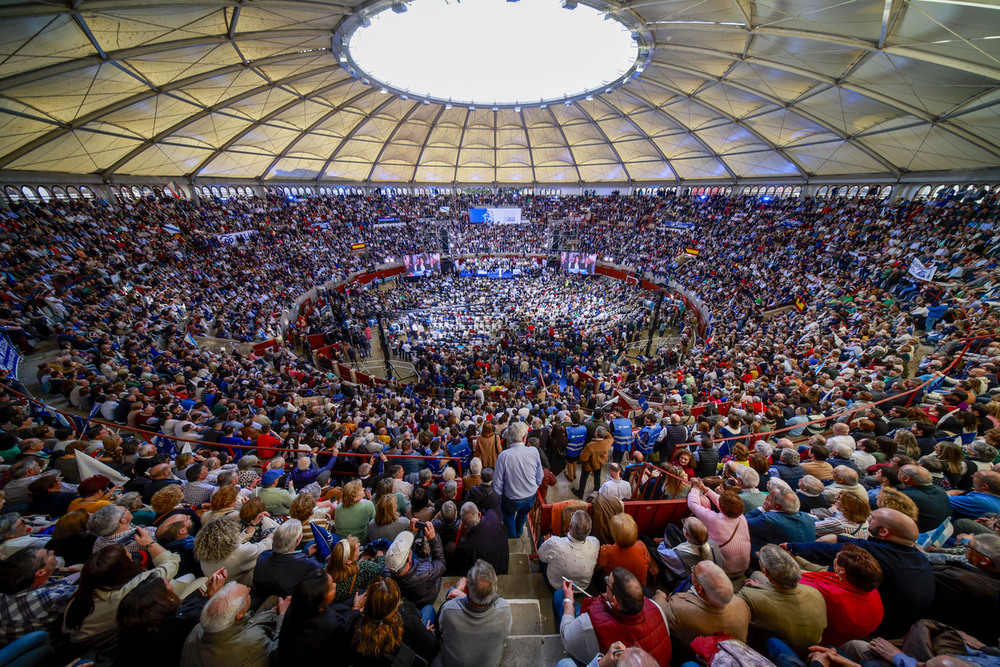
(0, 334, 20, 380)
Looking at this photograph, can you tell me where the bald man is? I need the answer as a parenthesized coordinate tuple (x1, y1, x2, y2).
(655, 561, 750, 644)
(784, 508, 934, 638)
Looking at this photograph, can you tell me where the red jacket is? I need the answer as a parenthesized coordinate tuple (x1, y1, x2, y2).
(581, 596, 672, 666)
(800, 570, 883, 645)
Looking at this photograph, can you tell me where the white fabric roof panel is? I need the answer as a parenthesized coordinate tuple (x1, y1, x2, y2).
(1, 0, 998, 183)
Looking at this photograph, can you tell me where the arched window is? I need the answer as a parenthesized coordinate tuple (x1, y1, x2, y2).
(67, 186, 81, 200)
(817, 186, 829, 198)
(79, 186, 95, 200)
(858, 185, 870, 198)
(52, 186, 68, 201)
(210, 186, 220, 197)
(879, 185, 892, 199)
(792, 186, 802, 197)
(5, 185, 21, 203)
(36, 186, 52, 202)
(915, 185, 931, 198)
(21, 185, 40, 203)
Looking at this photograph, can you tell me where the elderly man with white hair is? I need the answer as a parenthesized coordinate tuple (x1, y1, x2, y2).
(796, 475, 832, 513)
(738, 544, 827, 654)
(251, 519, 320, 604)
(745, 488, 816, 562)
(724, 463, 764, 513)
(181, 581, 290, 667)
(493, 420, 543, 538)
(822, 466, 869, 504)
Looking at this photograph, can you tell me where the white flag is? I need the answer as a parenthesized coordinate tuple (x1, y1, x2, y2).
(76, 453, 130, 486)
(908, 258, 937, 282)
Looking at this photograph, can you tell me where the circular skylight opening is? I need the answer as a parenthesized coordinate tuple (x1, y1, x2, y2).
(344, 0, 643, 107)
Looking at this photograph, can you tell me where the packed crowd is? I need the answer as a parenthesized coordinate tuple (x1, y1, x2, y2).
(1, 188, 1000, 667)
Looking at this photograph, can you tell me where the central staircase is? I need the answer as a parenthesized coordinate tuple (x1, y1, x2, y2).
(433, 532, 570, 667)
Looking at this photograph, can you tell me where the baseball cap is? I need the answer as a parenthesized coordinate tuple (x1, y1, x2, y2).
(262, 469, 283, 486)
(385, 531, 415, 573)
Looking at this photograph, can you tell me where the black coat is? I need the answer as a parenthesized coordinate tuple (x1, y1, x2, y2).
(347, 600, 438, 667)
(252, 550, 321, 606)
(466, 484, 501, 515)
(275, 603, 360, 666)
(456, 510, 509, 575)
(114, 590, 208, 667)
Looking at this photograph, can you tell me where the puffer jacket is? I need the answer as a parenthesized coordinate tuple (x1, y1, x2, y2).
(395, 535, 446, 607)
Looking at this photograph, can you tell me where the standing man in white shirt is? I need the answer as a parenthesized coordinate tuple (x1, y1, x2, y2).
(493, 421, 543, 538)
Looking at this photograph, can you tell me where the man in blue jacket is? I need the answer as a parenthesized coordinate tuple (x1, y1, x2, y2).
(745, 488, 816, 565)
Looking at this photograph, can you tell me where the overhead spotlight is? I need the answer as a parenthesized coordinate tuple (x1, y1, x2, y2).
(401, 94, 408, 100)
(585, 95, 593, 100)
(561, 0, 577, 9)
(445, 103, 453, 109)
(631, 31, 640, 41)
(492, 106, 499, 111)
(564, 100, 572, 106)
(360, 15, 371, 27)
(540, 103, 547, 109)
(605, 87, 612, 93)
(423, 100, 430, 105)
(514, 106, 521, 112)
(379, 87, 388, 94)
(604, 11, 614, 20)
(391, 1, 407, 12)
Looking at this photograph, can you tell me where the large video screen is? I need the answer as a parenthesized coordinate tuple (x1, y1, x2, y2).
(469, 207, 522, 224)
(561, 252, 598, 275)
(403, 253, 441, 277)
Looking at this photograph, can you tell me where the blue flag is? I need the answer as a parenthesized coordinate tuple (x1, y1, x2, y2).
(154, 435, 177, 457)
(80, 401, 101, 435)
(638, 395, 650, 412)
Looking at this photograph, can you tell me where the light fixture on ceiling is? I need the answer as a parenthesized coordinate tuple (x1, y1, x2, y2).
(379, 87, 388, 93)
(360, 15, 371, 27)
(391, 2, 408, 13)
(514, 106, 521, 112)
(586, 94, 593, 100)
(561, 0, 577, 9)
(445, 103, 453, 109)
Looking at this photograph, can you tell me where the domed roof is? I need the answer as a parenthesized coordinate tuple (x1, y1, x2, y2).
(0, 0, 998, 183)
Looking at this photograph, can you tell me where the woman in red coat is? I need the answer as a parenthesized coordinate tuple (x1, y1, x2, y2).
(799, 543, 884, 645)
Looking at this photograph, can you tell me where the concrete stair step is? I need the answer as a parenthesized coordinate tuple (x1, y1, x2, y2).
(508, 553, 530, 576)
(497, 573, 555, 634)
(508, 532, 533, 556)
(501, 634, 568, 667)
(507, 599, 543, 635)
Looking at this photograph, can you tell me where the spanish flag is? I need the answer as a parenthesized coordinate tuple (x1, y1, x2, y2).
(351, 242, 366, 251)
(794, 296, 807, 312)
(684, 247, 700, 256)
